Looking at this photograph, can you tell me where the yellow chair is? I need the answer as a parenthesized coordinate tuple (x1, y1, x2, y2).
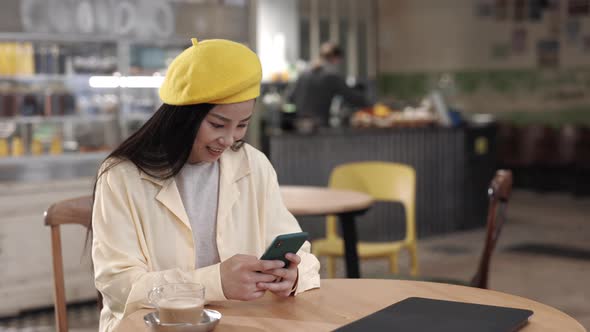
(312, 162, 418, 278)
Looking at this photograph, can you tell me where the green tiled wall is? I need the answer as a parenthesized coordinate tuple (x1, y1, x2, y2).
(377, 68, 590, 125)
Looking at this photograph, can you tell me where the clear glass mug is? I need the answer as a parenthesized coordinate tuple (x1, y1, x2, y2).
(148, 283, 206, 325)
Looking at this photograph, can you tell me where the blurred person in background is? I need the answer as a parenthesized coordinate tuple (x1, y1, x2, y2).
(287, 42, 369, 128)
(91, 38, 320, 332)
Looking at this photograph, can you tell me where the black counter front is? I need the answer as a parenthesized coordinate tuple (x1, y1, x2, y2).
(269, 126, 497, 242)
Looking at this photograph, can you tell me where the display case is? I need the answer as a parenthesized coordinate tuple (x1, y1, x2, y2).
(0, 33, 188, 182)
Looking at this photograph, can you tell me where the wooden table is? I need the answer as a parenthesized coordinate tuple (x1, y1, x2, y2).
(116, 279, 586, 332)
(280, 186, 374, 278)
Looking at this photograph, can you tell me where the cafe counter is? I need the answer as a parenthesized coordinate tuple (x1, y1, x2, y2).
(268, 125, 497, 241)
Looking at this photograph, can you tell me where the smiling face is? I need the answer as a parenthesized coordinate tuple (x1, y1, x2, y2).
(188, 100, 254, 164)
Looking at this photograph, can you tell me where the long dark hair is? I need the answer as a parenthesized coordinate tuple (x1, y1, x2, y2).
(101, 103, 215, 179)
(86, 103, 214, 304)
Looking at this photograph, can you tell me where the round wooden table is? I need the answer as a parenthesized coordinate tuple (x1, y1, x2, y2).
(116, 279, 586, 332)
(280, 186, 374, 278)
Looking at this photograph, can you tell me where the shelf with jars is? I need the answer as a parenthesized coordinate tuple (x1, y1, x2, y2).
(0, 36, 187, 180)
(0, 38, 118, 164)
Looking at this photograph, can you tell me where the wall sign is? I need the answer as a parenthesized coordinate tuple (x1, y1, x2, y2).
(20, 0, 175, 38)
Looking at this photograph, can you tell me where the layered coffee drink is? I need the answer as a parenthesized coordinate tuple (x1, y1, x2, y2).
(158, 297, 205, 324)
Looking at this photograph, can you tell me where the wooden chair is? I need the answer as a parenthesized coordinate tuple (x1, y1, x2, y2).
(44, 195, 101, 332)
(368, 169, 513, 289)
(469, 169, 513, 289)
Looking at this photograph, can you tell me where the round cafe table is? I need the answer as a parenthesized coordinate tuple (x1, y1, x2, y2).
(279, 185, 374, 278)
(116, 279, 586, 332)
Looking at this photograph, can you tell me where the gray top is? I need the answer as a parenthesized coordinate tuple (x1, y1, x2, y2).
(175, 161, 221, 269)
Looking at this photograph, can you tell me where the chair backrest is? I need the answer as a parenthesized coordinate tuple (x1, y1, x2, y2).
(557, 125, 581, 166)
(518, 125, 540, 165)
(44, 195, 97, 332)
(470, 170, 513, 289)
(497, 122, 521, 166)
(326, 162, 416, 242)
(574, 126, 590, 168)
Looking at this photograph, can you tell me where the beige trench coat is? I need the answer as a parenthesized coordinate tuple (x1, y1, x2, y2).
(92, 144, 320, 331)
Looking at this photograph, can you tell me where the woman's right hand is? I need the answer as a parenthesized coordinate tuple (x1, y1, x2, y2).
(219, 254, 285, 301)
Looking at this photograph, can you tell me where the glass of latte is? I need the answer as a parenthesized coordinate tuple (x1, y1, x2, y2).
(148, 283, 205, 325)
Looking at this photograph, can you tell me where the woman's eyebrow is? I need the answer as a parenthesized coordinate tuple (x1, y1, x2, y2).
(209, 113, 252, 122)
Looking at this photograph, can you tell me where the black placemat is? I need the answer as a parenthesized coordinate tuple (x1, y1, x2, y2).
(334, 297, 533, 332)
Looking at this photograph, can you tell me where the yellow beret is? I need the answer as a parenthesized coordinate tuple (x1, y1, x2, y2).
(159, 38, 262, 105)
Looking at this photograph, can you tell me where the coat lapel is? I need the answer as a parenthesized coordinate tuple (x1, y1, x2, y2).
(140, 173, 192, 231)
(215, 149, 251, 260)
(217, 149, 251, 223)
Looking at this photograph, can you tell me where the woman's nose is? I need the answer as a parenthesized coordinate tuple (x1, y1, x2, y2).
(218, 133, 235, 147)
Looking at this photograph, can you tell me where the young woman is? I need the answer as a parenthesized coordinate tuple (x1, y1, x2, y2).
(92, 38, 320, 332)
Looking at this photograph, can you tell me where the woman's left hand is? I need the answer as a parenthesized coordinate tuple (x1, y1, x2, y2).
(256, 253, 300, 297)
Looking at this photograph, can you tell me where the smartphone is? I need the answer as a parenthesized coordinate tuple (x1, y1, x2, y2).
(260, 232, 308, 268)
